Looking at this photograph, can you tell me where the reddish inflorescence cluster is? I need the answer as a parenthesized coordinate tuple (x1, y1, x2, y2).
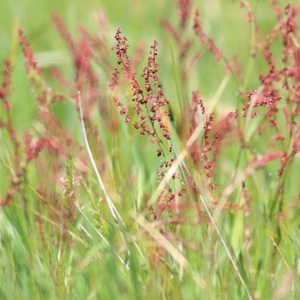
(111, 29, 171, 144)
(110, 28, 189, 219)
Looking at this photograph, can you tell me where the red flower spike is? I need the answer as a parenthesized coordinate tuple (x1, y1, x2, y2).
(178, 189, 186, 196)
(18, 29, 42, 75)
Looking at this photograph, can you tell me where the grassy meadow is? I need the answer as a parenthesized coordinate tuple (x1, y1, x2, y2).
(1, 0, 300, 299)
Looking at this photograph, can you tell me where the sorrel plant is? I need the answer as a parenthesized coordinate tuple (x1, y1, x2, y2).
(0, 1, 299, 299)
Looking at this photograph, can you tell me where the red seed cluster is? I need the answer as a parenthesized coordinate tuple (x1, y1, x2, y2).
(110, 28, 189, 218)
(178, 0, 192, 28)
(247, 151, 285, 176)
(110, 29, 171, 148)
(0, 59, 22, 207)
(18, 28, 42, 75)
(193, 10, 223, 62)
(0, 60, 12, 111)
(53, 14, 99, 107)
(243, 90, 281, 119)
(52, 13, 75, 51)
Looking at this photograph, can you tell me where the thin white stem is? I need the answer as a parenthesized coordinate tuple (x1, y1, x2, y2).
(78, 92, 146, 264)
(199, 195, 252, 300)
(77, 91, 124, 226)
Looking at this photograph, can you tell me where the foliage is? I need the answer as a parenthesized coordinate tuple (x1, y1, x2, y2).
(1, 1, 300, 299)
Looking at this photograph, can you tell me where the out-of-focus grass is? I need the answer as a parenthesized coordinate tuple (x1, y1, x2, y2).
(1, 0, 300, 299)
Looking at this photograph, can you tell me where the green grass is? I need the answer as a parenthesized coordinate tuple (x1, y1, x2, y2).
(1, 0, 300, 299)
